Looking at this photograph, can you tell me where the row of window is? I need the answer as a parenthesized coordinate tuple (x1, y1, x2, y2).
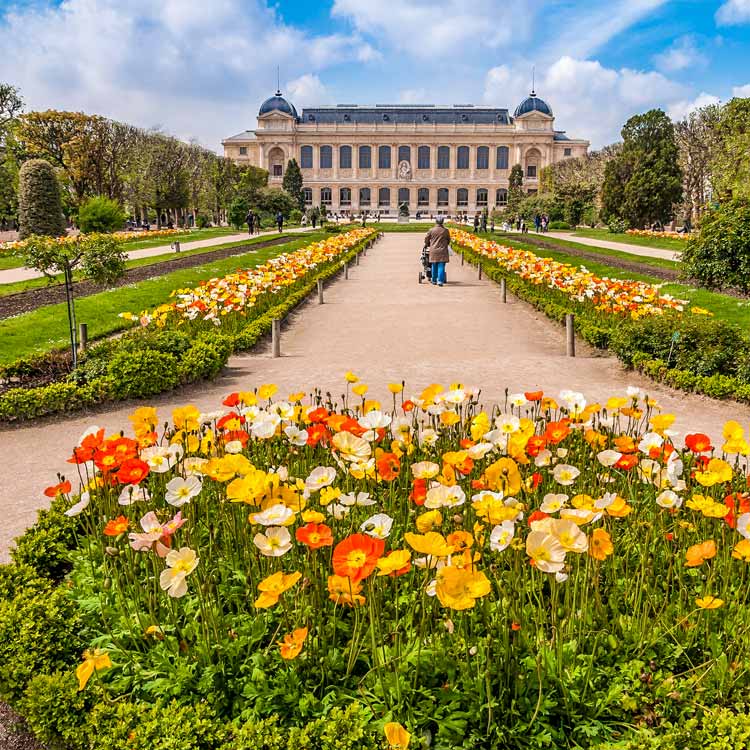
(303, 187, 510, 207)
(299, 145, 511, 171)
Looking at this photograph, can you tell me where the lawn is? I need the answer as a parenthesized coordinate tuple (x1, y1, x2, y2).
(0, 232, 326, 364)
(566, 227, 689, 252)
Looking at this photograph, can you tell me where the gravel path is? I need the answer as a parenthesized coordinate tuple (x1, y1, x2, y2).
(545, 231, 680, 261)
(2, 232, 750, 562)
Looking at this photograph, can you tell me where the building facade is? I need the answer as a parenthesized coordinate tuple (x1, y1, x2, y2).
(222, 90, 589, 215)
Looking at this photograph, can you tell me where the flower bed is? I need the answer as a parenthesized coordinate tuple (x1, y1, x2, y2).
(3, 377, 750, 749)
(0, 228, 186, 255)
(626, 229, 690, 241)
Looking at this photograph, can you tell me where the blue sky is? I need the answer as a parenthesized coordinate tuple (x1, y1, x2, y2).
(0, 0, 748, 150)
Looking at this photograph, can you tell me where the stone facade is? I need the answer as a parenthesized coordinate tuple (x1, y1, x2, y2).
(222, 90, 589, 215)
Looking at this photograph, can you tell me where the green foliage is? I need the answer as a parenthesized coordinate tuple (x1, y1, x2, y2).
(255, 186, 297, 218)
(0, 380, 107, 421)
(517, 192, 564, 222)
(290, 208, 302, 224)
(107, 348, 180, 400)
(282, 158, 304, 211)
(196, 213, 211, 229)
(507, 164, 524, 215)
(682, 198, 750, 291)
(17, 158, 66, 239)
(600, 156, 630, 224)
(608, 218, 629, 233)
(228, 196, 249, 230)
(235, 165, 269, 205)
(177, 334, 232, 384)
(548, 220, 571, 230)
(77, 196, 127, 233)
(711, 97, 750, 201)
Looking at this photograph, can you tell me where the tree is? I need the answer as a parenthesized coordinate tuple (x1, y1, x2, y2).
(255, 187, 297, 218)
(507, 164, 524, 215)
(235, 165, 269, 206)
(0, 83, 23, 222)
(711, 97, 750, 201)
(18, 158, 66, 238)
(21, 234, 125, 366)
(77, 196, 127, 233)
(282, 158, 304, 210)
(228, 196, 249, 230)
(600, 156, 630, 224)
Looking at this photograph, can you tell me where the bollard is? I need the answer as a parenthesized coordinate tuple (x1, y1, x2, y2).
(356, 253, 360, 266)
(271, 318, 281, 358)
(78, 323, 88, 352)
(500, 278, 507, 303)
(461, 254, 465, 266)
(344, 263, 349, 279)
(478, 264, 483, 280)
(565, 314, 576, 357)
(171, 241, 181, 253)
(317, 278, 324, 304)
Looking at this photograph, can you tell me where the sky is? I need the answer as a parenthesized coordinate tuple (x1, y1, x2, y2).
(0, 0, 749, 151)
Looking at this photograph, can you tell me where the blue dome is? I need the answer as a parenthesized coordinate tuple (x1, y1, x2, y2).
(514, 92, 552, 118)
(259, 91, 298, 118)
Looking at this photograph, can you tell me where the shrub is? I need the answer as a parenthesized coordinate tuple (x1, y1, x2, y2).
(581, 206, 599, 227)
(107, 348, 179, 400)
(197, 214, 211, 229)
(17, 158, 66, 239)
(608, 217, 629, 233)
(682, 198, 750, 292)
(228, 197, 249, 230)
(0, 380, 101, 421)
(77, 196, 127, 233)
(290, 208, 302, 224)
(548, 220, 571, 230)
(178, 335, 232, 384)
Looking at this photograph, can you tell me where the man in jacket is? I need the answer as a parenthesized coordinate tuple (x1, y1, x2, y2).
(424, 215, 450, 287)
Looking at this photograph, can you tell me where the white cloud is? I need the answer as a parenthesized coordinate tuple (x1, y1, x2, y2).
(398, 88, 428, 104)
(716, 0, 750, 25)
(0, 0, 375, 150)
(654, 35, 706, 72)
(287, 75, 332, 107)
(733, 83, 750, 97)
(667, 92, 721, 121)
(484, 56, 686, 147)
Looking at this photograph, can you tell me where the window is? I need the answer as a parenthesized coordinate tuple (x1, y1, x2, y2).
(437, 146, 450, 169)
(477, 146, 489, 170)
(477, 188, 488, 207)
(378, 145, 391, 169)
(359, 187, 371, 207)
(527, 188, 538, 195)
(239, 146, 247, 156)
(303, 187, 312, 206)
(340, 187, 351, 206)
(457, 188, 468, 207)
(418, 146, 430, 170)
(320, 187, 332, 206)
(339, 145, 352, 169)
(320, 145, 333, 169)
(359, 145, 372, 169)
(564, 147, 572, 157)
(437, 188, 449, 207)
(378, 187, 390, 207)
(495, 188, 508, 206)
(300, 145, 313, 169)
(496, 146, 509, 170)
(398, 145, 411, 164)
(417, 188, 429, 206)
(526, 165, 537, 178)
(457, 146, 469, 169)
(398, 187, 410, 206)
(272, 165, 282, 177)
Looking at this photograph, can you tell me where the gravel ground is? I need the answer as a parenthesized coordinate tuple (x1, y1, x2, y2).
(0, 702, 47, 750)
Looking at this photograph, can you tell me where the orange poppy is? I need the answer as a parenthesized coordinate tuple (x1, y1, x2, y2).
(306, 424, 330, 447)
(402, 400, 416, 412)
(410, 479, 427, 506)
(614, 454, 638, 470)
(222, 392, 241, 407)
(724, 493, 750, 529)
(613, 435, 636, 454)
(525, 390, 544, 401)
(308, 407, 330, 423)
(327, 575, 365, 606)
(377, 452, 401, 481)
(44, 480, 72, 498)
(104, 515, 129, 537)
(217, 412, 245, 431)
(589, 528, 613, 560)
(295, 522, 334, 549)
(685, 539, 717, 567)
(331, 533, 384, 582)
(67, 428, 106, 464)
(685, 433, 712, 453)
(94, 437, 138, 472)
(526, 436, 547, 457)
(278, 626, 308, 660)
(544, 420, 570, 444)
(116, 458, 150, 485)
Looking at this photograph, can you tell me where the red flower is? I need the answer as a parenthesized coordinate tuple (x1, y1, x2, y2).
(222, 392, 240, 407)
(615, 454, 638, 470)
(116, 458, 150, 485)
(94, 437, 138, 472)
(724, 493, 750, 529)
(67, 428, 106, 464)
(104, 515, 129, 536)
(410, 479, 427, 506)
(526, 436, 547, 457)
(332, 533, 384, 582)
(222, 430, 249, 446)
(308, 407, 330, 423)
(377, 452, 400, 481)
(524, 391, 544, 401)
(306, 424, 330, 447)
(295, 522, 334, 549)
(402, 400, 416, 413)
(530, 472, 542, 489)
(44, 480, 72, 498)
(528, 510, 549, 525)
(685, 433, 712, 453)
(544, 420, 570, 445)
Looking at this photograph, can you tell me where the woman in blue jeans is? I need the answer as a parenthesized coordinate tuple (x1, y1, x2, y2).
(423, 216, 450, 287)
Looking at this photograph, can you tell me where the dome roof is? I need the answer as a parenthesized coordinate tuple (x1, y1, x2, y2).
(514, 92, 552, 118)
(259, 91, 298, 118)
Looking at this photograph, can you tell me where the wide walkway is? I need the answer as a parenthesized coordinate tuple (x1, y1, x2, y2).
(545, 231, 680, 261)
(2, 231, 748, 560)
(0, 226, 314, 284)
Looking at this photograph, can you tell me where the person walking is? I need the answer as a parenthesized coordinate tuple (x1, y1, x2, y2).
(473, 213, 480, 232)
(424, 215, 450, 287)
(534, 214, 541, 233)
(480, 212, 487, 233)
(276, 211, 284, 233)
(245, 210, 254, 235)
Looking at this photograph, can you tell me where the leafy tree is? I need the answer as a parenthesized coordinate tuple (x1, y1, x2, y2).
(255, 187, 297, 218)
(0, 83, 23, 222)
(21, 234, 125, 366)
(235, 165, 269, 206)
(711, 97, 750, 201)
(77, 196, 127, 233)
(507, 164, 524, 215)
(18, 158, 66, 238)
(516, 193, 564, 222)
(282, 158, 304, 211)
(600, 156, 629, 224)
(228, 196, 249, 230)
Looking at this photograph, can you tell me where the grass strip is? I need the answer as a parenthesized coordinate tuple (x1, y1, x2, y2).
(568, 228, 687, 252)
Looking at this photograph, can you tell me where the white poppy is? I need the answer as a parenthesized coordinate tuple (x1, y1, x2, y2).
(540, 493, 568, 514)
(284, 425, 309, 447)
(251, 503, 295, 526)
(656, 490, 682, 509)
(305, 466, 337, 492)
(552, 464, 580, 486)
(118, 485, 151, 506)
(360, 513, 394, 539)
(64, 491, 90, 517)
(489, 521, 515, 552)
(165, 475, 202, 507)
(253, 526, 292, 556)
(424, 484, 466, 509)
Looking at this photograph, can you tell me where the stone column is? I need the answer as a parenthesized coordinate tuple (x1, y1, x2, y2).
(450, 145, 457, 179)
(430, 144, 437, 179)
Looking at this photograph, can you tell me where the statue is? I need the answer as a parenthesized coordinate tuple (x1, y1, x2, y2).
(398, 202, 409, 222)
(397, 160, 412, 180)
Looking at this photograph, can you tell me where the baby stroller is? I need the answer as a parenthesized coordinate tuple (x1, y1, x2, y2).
(418, 245, 432, 283)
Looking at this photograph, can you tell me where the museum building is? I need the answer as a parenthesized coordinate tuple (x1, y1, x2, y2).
(222, 90, 589, 215)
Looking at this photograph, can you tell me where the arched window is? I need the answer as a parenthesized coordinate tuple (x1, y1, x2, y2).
(359, 187, 371, 206)
(495, 188, 508, 206)
(398, 187, 410, 206)
(457, 146, 469, 169)
(417, 188, 429, 206)
(437, 188, 449, 207)
(417, 146, 430, 170)
(302, 187, 313, 206)
(477, 146, 489, 170)
(268, 146, 285, 177)
(300, 145, 313, 169)
(320, 187, 332, 206)
(359, 145, 372, 169)
(477, 188, 488, 207)
(525, 147, 541, 179)
(457, 188, 468, 207)
(378, 187, 390, 207)
(340, 187, 351, 206)
(398, 145, 411, 164)
(339, 145, 352, 169)
(437, 146, 450, 169)
(320, 145, 333, 169)
(496, 146, 509, 170)
(378, 145, 391, 169)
